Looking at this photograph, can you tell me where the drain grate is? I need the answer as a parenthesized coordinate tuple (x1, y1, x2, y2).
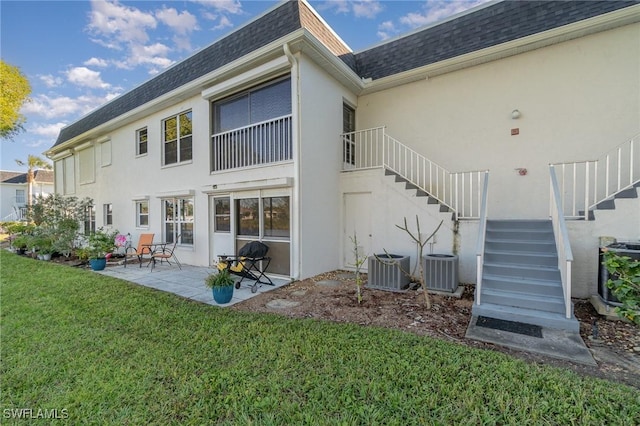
(476, 316, 543, 338)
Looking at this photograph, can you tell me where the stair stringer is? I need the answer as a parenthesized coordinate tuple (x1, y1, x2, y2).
(473, 219, 580, 332)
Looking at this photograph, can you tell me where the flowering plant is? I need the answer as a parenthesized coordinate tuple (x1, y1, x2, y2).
(115, 234, 128, 248)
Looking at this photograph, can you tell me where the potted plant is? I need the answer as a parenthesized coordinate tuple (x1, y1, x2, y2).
(205, 268, 235, 304)
(81, 228, 118, 271)
(11, 235, 29, 255)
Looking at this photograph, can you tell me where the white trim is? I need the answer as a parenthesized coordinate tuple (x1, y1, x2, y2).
(201, 55, 291, 100)
(203, 177, 292, 194)
(156, 189, 195, 199)
(131, 195, 150, 201)
(50, 149, 73, 160)
(74, 141, 94, 152)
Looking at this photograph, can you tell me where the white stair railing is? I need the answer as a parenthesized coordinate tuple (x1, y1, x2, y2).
(549, 165, 574, 319)
(341, 127, 487, 219)
(551, 134, 639, 220)
(475, 171, 490, 305)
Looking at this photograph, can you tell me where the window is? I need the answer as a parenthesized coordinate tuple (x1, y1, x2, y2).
(263, 197, 290, 238)
(236, 196, 290, 238)
(104, 203, 113, 226)
(84, 206, 95, 234)
(214, 77, 291, 133)
(343, 103, 356, 165)
(236, 198, 260, 236)
(214, 197, 230, 232)
(15, 189, 25, 204)
(163, 198, 193, 245)
(162, 111, 192, 165)
(136, 200, 149, 227)
(136, 127, 148, 156)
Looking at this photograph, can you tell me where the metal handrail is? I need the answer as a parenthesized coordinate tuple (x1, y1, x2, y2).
(551, 133, 639, 220)
(341, 127, 486, 219)
(475, 171, 490, 305)
(549, 165, 574, 319)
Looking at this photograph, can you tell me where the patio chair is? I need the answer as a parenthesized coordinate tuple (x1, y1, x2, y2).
(150, 235, 182, 271)
(217, 241, 274, 293)
(124, 233, 154, 268)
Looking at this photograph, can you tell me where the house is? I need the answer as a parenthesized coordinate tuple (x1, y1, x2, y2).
(46, 0, 639, 330)
(0, 170, 54, 221)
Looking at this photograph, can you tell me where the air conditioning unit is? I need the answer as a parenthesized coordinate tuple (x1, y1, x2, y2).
(423, 254, 458, 293)
(368, 254, 410, 291)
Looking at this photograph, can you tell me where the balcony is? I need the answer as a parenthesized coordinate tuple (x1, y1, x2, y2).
(211, 115, 292, 172)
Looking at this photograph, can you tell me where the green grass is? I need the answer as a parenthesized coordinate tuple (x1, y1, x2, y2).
(1, 251, 639, 425)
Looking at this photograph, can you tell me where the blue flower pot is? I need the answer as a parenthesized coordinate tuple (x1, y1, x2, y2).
(89, 258, 107, 271)
(212, 286, 234, 304)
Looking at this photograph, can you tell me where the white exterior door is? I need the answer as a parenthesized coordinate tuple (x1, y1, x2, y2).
(343, 192, 372, 271)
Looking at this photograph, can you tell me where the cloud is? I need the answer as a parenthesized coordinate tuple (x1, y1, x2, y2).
(29, 122, 68, 139)
(84, 57, 108, 67)
(377, 20, 398, 40)
(22, 92, 120, 120)
(192, 0, 243, 15)
(317, 0, 350, 14)
(66, 67, 111, 89)
(352, 1, 383, 19)
(399, 0, 491, 29)
(156, 7, 198, 36)
(87, 0, 157, 46)
(39, 74, 63, 88)
(213, 15, 233, 31)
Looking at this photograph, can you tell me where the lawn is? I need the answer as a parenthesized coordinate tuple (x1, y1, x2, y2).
(1, 251, 639, 425)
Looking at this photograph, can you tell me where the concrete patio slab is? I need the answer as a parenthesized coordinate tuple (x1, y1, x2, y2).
(96, 264, 289, 307)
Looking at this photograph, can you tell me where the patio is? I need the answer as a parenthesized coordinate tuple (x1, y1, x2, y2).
(96, 262, 290, 307)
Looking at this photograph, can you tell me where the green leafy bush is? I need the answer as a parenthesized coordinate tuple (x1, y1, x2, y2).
(604, 250, 640, 326)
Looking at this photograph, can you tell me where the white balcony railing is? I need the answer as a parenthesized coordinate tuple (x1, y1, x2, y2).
(211, 115, 292, 172)
(551, 134, 639, 220)
(549, 165, 574, 319)
(341, 126, 487, 219)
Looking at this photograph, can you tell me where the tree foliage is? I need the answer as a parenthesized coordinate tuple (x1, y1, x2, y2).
(15, 155, 52, 207)
(1, 60, 31, 140)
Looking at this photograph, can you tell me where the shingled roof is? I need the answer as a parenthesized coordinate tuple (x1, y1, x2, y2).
(0, 170, 54, 184)
(353, 1, 638, 80)
(52, 0, 638, 149)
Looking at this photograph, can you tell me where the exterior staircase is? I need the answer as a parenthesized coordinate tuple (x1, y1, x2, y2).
(384, 169, 454, 217)
(580, 180, 640, 220)
(473, 219, 580, 332)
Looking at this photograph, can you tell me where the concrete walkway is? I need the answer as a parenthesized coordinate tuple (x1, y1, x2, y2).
(96, 262, 290, 307)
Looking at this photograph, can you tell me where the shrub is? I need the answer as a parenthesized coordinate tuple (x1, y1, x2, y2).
(604, 250, 640, 326)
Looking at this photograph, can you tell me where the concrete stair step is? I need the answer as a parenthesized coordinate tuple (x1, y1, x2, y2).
(483, 262, 561, 282)
(485, 239, 557, 253)
(485, 250, 558, 267)
(482, 274, 564, 297)
(481, 288, 565, 314)
(486, 229, 554, 241)
(471, 302, 579, 331)
(486, 220, 552, 231)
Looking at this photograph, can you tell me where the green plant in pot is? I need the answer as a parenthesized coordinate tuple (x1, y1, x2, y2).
(81, 228, 118, 271)
(205, 268, 235, 304)
(11, 235, 29, 254)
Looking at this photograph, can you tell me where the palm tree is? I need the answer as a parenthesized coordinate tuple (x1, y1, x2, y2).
(15, 155, 52, 207)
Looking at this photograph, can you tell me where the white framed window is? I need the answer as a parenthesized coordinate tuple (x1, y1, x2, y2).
(104, 203, 113, 226)
(214, 197, 230, 233)
(136, 127, 148, 156)
(15, 189, 25, 204)
(163, 197, 193, 245)
(162, 111, 192, 165)
(55, 155, 75, 195)
(136, 200, 149, 228)
(84, 206, 96, 234)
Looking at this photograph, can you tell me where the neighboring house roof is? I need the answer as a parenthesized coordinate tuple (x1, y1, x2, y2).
(0, 170, 54, 185)
(51, 0, 639, 149)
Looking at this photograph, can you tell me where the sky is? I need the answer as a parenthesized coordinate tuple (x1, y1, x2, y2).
(0, 0, 491, 171)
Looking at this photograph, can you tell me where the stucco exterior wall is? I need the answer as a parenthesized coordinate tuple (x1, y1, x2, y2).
(356, 24, 640, 219)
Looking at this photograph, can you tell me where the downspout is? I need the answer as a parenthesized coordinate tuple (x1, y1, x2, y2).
(284, 42, 301, 280)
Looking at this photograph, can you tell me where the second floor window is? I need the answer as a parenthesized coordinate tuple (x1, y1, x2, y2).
(136, 127, 148, 156)
(163, 111, 192, 165)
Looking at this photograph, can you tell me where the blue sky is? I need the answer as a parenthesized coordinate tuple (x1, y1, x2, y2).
(1, 0, 489, 171)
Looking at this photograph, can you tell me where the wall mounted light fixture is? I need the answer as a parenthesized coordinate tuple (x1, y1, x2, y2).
(511, 109, 521, 119)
